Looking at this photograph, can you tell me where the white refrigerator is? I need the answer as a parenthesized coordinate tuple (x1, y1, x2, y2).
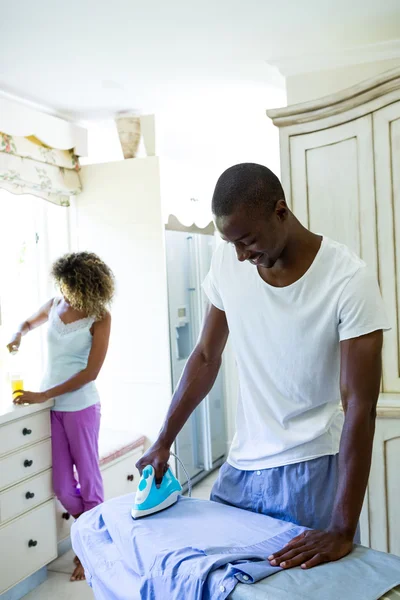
(165, 229, 227, 487)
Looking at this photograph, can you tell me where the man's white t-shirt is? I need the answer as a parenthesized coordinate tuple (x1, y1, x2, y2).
(202, 236, 390, 471)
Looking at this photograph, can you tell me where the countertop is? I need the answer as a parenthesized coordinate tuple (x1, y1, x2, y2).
(0, 399, 54, 427)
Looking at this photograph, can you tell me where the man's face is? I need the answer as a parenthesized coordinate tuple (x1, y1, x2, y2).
(215, 202, 289, 269)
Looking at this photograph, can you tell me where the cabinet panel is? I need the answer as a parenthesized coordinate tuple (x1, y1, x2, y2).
(368, 417, 400, 556)
(0, 469, 53, 524)
(374, 101, 400, 393)
(0, 500, 57, 594)
(102, 449, 142, 501)
(386, 436, 400, 556)
(0, 439, 52, 492)
(0, 411, 50, 458)
(289, 116, 378, 274)
(55, 497, 73, 543)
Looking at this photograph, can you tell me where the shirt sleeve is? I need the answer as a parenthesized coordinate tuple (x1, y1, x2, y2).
(338, 266, 391, 341)
(202, 243, 225, 311)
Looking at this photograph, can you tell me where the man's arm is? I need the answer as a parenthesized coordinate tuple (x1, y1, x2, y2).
(136, 304, 229, 482)
(269, 329, 383, 570)
(329, 329, 382, 537)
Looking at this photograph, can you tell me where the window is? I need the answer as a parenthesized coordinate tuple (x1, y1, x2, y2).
(0, 190, 70, 407)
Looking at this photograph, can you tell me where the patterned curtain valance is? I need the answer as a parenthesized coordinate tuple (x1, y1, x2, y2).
(0, 132, 81, 206)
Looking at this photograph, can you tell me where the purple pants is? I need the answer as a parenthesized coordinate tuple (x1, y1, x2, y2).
(51, 403, 104, 516)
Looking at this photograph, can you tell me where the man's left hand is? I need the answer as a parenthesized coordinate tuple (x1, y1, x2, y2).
(268, 529, 354, 570)
(13, 391, 47, 405)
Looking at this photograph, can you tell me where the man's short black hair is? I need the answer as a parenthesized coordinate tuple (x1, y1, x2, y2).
(212, 163, 285, 218)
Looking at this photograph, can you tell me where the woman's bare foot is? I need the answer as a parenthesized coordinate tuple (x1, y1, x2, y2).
(70, 557, 85, 582)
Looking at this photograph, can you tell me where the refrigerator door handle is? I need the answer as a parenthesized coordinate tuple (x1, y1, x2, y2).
(191, 407, 202, 469)
(201, 395, 213, 471)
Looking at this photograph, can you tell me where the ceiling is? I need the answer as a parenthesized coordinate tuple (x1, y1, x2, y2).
(1, 0, 399, 118)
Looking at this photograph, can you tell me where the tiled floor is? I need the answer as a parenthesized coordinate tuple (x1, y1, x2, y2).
(22, 470, 219, 599)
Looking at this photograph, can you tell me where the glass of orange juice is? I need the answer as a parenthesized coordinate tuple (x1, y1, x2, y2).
(11, 373, 24, 400)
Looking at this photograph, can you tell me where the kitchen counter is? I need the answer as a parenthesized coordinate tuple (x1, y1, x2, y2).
(0, 399, 54, 427)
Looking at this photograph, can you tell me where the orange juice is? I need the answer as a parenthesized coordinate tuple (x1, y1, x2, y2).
(11, 378, 24, 399)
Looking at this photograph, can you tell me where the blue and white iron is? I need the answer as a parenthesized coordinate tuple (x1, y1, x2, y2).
(131, 453, 191, 519)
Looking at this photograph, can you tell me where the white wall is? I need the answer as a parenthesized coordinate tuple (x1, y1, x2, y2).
(157, 81, 286, 226)
(75, 157, 172, 443)
(286, 58, 400, 105)
(79, 119, 124, 166)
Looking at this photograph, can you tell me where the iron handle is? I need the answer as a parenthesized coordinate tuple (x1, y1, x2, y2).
(28, 540, 38, 548)
(25, 491, 35, 500)
(62, 512, 70, 520)
(24, 459, 33, 468)
(127, 474, 134, 482)
(22, 428, 32, 436)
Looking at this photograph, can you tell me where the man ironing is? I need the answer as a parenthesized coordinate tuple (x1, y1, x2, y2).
(137, 163, 389, 570)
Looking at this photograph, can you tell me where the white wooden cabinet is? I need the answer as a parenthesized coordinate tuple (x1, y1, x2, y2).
(0, 403, 57, 595)
(268, 67, 400, 555)
(289, 116, 379, 274)
(0, 501, 57, 594)
(101, 447, 143, 501)
(367, 407, 400, 556)
(374, 101, 400, 393)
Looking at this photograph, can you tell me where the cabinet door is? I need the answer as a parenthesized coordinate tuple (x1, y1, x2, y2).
(289, 116, 378, 274)
(101, 449, 142, 500)
(367, 417, 400, 556)
(374, 102, 400, 393)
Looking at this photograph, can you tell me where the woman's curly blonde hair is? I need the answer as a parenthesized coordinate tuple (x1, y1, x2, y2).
(51, 252, 115, 320)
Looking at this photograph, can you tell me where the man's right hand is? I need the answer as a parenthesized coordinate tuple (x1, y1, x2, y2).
(135, 442, 171, 485)
(7, 332, 21, 353)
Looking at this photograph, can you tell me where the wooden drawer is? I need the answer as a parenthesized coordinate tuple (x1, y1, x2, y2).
(55, 498, 73, 542)
(101, 449, 142, 501)
(0, 469, 53, 524)
(0, 411, 51, 458)
(0, 500, 57, 594)
(0, 439, 52, 491)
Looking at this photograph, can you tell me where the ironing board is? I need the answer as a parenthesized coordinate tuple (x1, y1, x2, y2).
(230, 577, 400, 599)
(72, 494, 400, 600)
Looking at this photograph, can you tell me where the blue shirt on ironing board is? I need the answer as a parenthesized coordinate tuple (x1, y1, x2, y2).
(72, 495, 400, 600)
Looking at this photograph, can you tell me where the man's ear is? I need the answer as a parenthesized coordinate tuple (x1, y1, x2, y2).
(275, 199, 288, 221)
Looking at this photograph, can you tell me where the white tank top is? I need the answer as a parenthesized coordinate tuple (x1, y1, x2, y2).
(41, 298, 100, 412)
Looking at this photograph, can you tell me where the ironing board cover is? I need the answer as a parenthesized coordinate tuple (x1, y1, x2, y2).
(72, 494, 400, 600)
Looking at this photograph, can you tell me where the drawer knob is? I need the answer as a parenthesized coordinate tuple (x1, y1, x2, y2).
(25, 491, 35, 500)
(62, 512, 70, 520)
(22, 428, 32, 436)
(28, 540, 38, 548)
(24, 459, 33, 468)
(127, 474, 134, 482)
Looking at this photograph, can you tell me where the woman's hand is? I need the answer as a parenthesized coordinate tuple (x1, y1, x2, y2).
(7, 333, 22, 353)
(13, 391, 48, 406)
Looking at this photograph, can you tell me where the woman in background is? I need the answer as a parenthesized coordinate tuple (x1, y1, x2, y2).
(7, 252, 114, 582)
